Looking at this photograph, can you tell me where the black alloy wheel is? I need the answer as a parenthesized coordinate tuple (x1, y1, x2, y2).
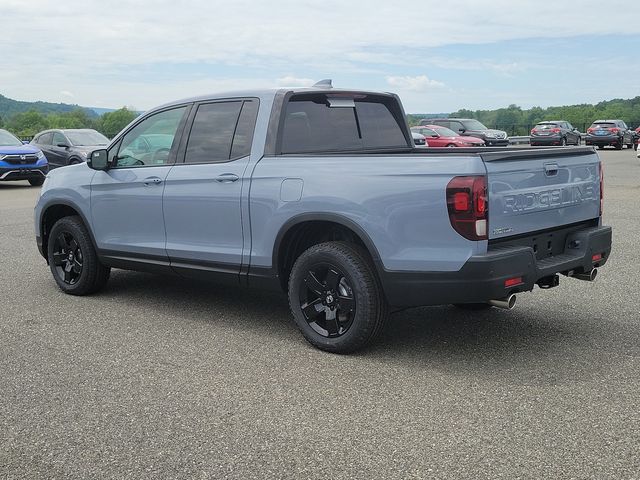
(47, 216, 110, 295)
(52, 231, 84, 285)
(288, 241, 388, 353)
(299, 263, 356, 338)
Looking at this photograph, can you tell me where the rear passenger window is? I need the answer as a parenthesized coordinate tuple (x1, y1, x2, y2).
(230, 100, 259, 159)
(280, 94, 408, 153)
(185, 102, 242, 163)
(37, 133, 53, 145)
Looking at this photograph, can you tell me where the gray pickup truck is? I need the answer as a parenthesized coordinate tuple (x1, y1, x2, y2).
(35, 82, 612, 353)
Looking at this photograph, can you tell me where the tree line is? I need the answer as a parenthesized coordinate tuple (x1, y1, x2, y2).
(0, 107, 139, 139)
(407, 96, 640, 135)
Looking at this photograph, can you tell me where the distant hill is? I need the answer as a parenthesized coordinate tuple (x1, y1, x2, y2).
(0, 93, 98, 120)
(90, 107, 116, 116)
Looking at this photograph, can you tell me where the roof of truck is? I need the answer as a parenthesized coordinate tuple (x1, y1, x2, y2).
(148, 87, 398, 115)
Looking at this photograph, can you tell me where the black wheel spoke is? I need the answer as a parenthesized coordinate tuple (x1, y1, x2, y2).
(69, 239, 80, 253)
(337, 295, 355, 313)
(52, 252, 65, 266)
(57, 233, 69, 251)
(72, 259, 83, 274)
(63, 268, 72, 283)
(301, 298, 323, 320)
(324, 269, 341, 291)
(304, 271, 325, 295)
(324, 309, 340, 336)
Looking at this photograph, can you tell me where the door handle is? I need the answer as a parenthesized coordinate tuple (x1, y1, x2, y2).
(215, 173, 239, 183)
(143, 177, 163, 186)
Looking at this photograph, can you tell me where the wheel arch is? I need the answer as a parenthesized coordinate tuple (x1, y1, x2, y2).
(40, 201, 97, 261)
(271, 213, 384, 291)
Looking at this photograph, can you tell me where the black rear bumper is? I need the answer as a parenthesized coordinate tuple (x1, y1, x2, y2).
(380, 225, 612, 307)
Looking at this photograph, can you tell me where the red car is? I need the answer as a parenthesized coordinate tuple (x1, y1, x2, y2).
(411, 125, 485, 147)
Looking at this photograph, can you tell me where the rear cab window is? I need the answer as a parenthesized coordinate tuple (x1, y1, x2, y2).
(279, 93, 410, 154)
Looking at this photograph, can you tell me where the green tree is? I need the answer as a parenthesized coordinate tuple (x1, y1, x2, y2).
(7, 110, 49, 136)
(99, 107, 139, 138)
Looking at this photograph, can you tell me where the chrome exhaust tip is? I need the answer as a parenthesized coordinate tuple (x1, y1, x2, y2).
(488, 294, 517, 310)
(572, 268, 598, 282)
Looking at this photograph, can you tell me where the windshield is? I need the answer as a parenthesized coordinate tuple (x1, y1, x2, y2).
(65, 130, 109, 146)
(461, 119, 488, 131)
(535, 123, 560, 129)
(591, 122, 616, 129)
(432, 126, 458, 137)
(0, 129, 23, 147)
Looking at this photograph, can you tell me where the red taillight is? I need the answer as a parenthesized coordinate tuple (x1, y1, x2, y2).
(505, 276, 523, 288)
(551, 128, 561, 133)
(530, 129, 536, 135)
(609, 128, 619, 134)
(599, 162, 604, 216)
(446, 175, 488, 241)
(592, 253, 602, 262)
(587, 128, 594, 133)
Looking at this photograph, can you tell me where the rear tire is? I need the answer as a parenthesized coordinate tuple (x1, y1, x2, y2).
(288, 241, 388, 353)
(47, 216, 110, 295)
(615, 140, 623, 150)
(28, 177, 45, 186)
(446, 143, 456, 148)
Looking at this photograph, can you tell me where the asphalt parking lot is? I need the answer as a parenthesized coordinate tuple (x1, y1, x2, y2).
(1, 148, 639, 479)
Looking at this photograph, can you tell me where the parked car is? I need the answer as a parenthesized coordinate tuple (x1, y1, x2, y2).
(530, 121, 581, 146)
(35, 84, 611, 353)
(422, 118, 509, 146)
(0, 129, 48, 186)
(31, 129, 109, 168)
(411, 131, 428, 147)
(585, 120, 633, 150)
(412, 125, 484, 147)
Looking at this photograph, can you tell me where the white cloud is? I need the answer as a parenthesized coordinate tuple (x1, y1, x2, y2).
(275, 76, 316, 87)
(0, 0, 639, 110)
(386, 75, 445, 91)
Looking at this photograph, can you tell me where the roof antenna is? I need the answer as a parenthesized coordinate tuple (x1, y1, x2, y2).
(313, 79, 333, 89)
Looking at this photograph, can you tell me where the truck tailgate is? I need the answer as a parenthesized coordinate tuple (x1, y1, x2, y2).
(482, 147, 600, 240)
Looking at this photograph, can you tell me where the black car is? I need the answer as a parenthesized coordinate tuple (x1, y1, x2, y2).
(31, 129, 109, 168)
(530, 121, 581, 146)
(421, 118, 509, 146)
(585, 120, 634, 150)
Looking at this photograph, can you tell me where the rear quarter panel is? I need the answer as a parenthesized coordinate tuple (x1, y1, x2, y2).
(249, 154, 486, 273)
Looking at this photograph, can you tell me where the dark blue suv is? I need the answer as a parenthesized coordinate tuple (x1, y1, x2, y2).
(0, 129, 48, 186)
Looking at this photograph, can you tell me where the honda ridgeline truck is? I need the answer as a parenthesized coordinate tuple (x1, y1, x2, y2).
(35, 81, 612, 353)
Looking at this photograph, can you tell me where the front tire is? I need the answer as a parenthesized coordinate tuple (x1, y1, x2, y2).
(288, 241, 388, 353)
(28, 177, 45, 186)
(47, 216, 110, 295)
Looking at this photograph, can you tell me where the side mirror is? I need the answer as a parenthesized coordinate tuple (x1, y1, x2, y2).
(56, 143, 70, 148)
(87, 149, 109, 171)
(458, 128, 466, 134)
(430, 134, 439, 138)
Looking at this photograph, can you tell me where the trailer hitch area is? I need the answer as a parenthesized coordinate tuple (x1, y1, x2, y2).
(537, 274, 560, 289)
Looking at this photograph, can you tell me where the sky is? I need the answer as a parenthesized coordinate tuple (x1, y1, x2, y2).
(1, 0, 639, 114)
